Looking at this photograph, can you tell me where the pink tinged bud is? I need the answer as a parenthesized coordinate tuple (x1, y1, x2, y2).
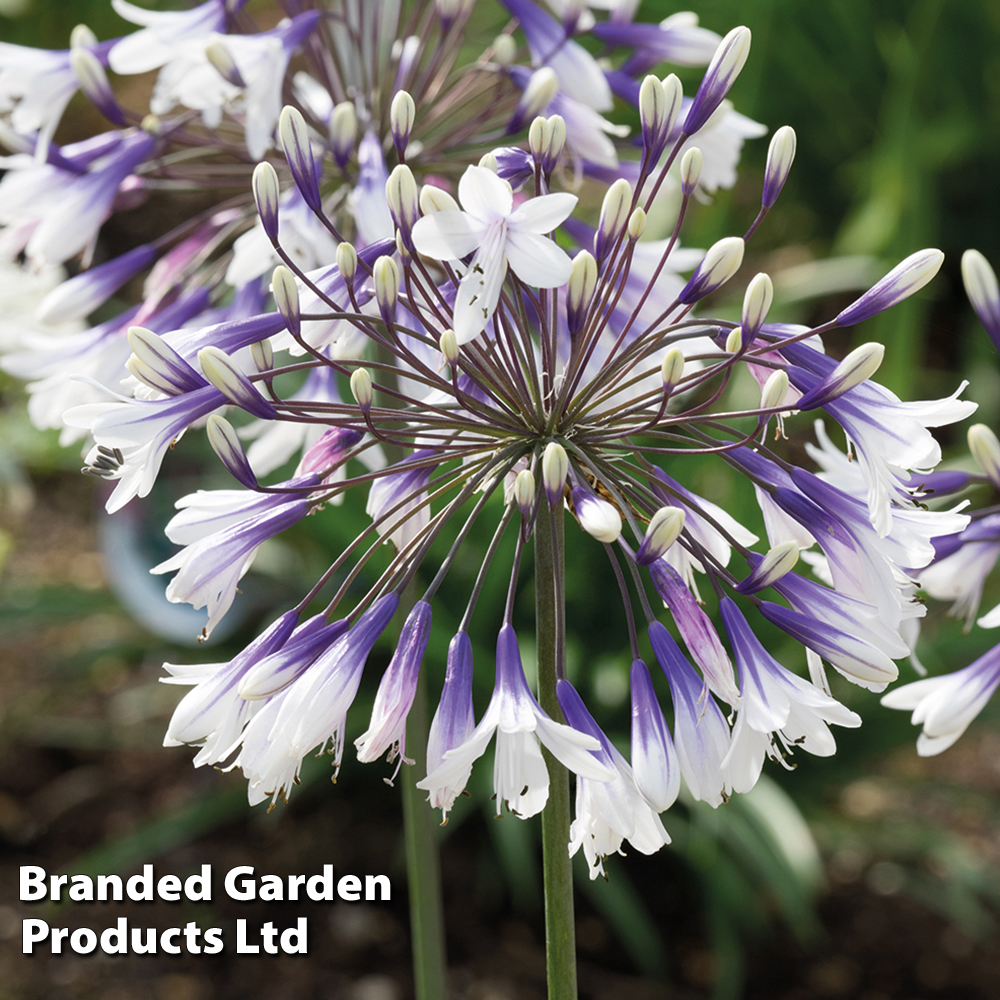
(741, 272, 773, 345)
(835, 249, 944, 327)
(127, 325, 205, 395)
(736, 542, 799, 595)
(279, 106, 322, 214)
(683, 25, 751, 136)
(594, 178, 633, 262)
(355, 600, 432, 765)
(762, 125, 796, 208)
(566, 251, 598, 335)
(636, 506, 685, 565)
(37, 244, 156, 324)
(572, 486, 621, 543)
(629, 659, 680, 812)
(252, 162, 281, 242)
(542, 441, 568, 509)
(679, 147, 702, 197)
(198, 346, 276, 419)
(425, 632, 476, 816)
(962, 249, 1000, 352)
(794, 342, 884, 410)
(271, 265, 300, 338)
(70, 46, 125, 126)
(330, 101, 357, 168)
(373, 255, 400, 324)
(206, 414, 258, 489)
(648, 560, 740, 705)
(968, 424, 1000, 490)
(390, 90, 416, 155)
(678, 236, 744, 304)
(298, 426, 364, 478)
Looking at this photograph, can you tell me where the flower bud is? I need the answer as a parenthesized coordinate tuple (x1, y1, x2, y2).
(70, 24, 98, 48)
(528, 115, 551, 163)
(572, 486, 622, 543)
(386, 164, 419, 242)
(661, 347, 685, 394)
(198, 346, 276, 419)
(679, 146, 703, 196)
(250, 339, 273, 373)
(639, 74, 667, 155)
(477, 151, 498, 172)
(762, 125, 796, 208)
(206, 414, 258, 489)
(272, 265, 300, 337)
(683, 26, 751, 136)
(127, 326, 204, 395)
(741, 272, 773, 345)
(678, 236, 744, 304)
(330, 101, 357, 168)
(724, 327, 742, 353)
(70, 47, 125, 125)
(566, 250, 598, 335)
(628, 207, 646, 241)
(544, 116, 566, 173)
(512, 66, 558, 132)
(542, 441, 568, 509)
(337, 241, 357, 285)
(492, 33, 516, 66)
(373, 255, 399, 324)
(760, 369, 790, 412)
(205, 39, 246, 87)
(636, 506, 685, 565)
(594, 178, 632, 262)
(962, 249, 1000, 351)
(660, 74, 683, 138)
(419, 183, 459, 215)
(513, 469, 535, 520)
(835, 249, 944, 328)
(279, 105, 321, 213)
(351, 368, 373, 413)
(795, 342, 884, 410)
(969, 424, 1000, 489)
(439, 328, 459, 364)
(390, 89, 416, 155)
(252, 161, 280, 242)
(736, 541, 799, 594)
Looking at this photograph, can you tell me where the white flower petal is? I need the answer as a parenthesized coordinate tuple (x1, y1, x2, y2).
(504, 230, 574, 288)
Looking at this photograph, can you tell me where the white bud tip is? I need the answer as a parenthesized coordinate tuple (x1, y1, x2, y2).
(680, 147, 703, 194)
(420, 184, 459, 215)
(724, 327, 742, 353)
(969, 423, 1000, 482)
(439, 329, 459, 363)
(477, 152, 498, 172)
(492, 33, 517, 66)
(542, 442, 568, 505)
(513, 469, 536, 511)
(337, 242, 358, 282)
(628, 208, 647, 241)
(661, 347, 685, 391)
(351, 368, 373, 409)
(761, 369, 790, 411)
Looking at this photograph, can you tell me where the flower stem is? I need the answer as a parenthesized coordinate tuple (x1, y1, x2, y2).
(402, 659, 450, 999)
(535, 500, 578, 1000)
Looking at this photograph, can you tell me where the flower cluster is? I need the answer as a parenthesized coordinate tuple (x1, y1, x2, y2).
(0, 0, 975, 875)
(881, 250, 1000, 754)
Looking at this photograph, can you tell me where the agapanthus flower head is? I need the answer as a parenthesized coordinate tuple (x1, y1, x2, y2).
(0, 1, 978, 855)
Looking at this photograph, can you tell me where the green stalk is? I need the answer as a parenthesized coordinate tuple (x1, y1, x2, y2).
(535, 500, 578, 1000)
(402, 663, 449, 999)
